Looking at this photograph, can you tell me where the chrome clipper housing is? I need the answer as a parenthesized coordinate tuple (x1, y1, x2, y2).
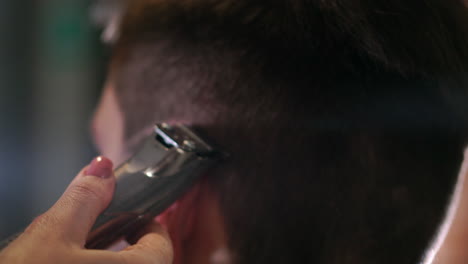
(85, 123, 220, 249)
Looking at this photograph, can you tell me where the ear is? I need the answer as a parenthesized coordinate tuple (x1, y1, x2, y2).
(156, 181, 202, 264)
(156, 176, 229, 264)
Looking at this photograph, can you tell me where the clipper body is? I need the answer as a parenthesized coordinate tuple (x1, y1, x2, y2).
(86, 123, 219, 249)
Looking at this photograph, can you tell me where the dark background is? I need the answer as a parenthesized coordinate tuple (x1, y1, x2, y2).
(0, 0, 109, 238)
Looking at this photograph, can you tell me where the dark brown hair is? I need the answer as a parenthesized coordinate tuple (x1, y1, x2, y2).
(111, 1, 468, 263)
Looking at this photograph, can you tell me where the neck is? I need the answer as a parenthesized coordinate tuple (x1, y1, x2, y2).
(434, 152, 468, 263)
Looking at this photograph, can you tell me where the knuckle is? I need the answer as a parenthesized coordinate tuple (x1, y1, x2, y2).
(120, 254, 140, 264)
(150, 236, 173, 258)
(145, 238, 174, 263)
(115, 253, 131, 264)
(68, 180, 105, 204)
(121, 241, 173, 264)
(156, 240, 174, 263)
(26, 212, 60, 235)
(118, 254, 131, 264)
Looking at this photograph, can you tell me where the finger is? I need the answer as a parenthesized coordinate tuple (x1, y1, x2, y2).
(119, 220, 173, 264)
(39, 157, 115, 244)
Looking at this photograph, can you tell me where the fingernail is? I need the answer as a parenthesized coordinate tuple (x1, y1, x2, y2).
(86, 156, 113, 178)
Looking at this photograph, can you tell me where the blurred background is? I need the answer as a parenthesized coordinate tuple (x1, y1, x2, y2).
(0, 0, 117, 238)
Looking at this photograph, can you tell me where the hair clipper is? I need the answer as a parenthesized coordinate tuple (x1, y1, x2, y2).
(0, 123, 221, 250)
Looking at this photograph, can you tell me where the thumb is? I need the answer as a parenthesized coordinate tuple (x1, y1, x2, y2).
(33, 157, 115, 245)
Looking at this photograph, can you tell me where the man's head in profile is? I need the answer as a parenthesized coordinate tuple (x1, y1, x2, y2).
(91, 0, 468, 263)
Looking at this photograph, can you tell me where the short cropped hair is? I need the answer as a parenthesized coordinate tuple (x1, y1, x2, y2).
(110, 1, 468, 263)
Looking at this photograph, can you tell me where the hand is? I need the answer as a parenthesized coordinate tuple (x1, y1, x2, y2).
(0, 156, 173, 264)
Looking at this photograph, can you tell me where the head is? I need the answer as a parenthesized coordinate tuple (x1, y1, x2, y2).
(92, 0, 468, 263)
